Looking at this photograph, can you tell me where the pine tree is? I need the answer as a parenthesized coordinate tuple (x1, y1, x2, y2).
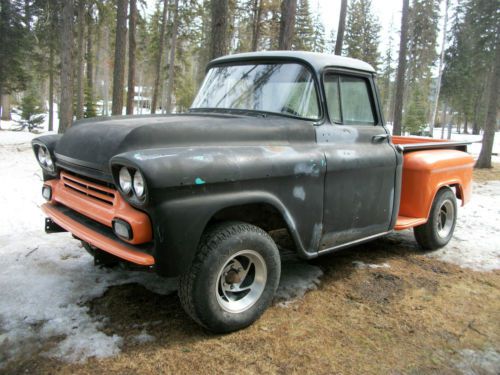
(293, 0, 314, 51)
(403, 0, 440, 135)
(165, 0, 180, 113)
(393, 0, 409, 136)
(210, 0, 229, 59)
(111, 0, 128, 115)
(442, 0, 497, 136)
(126, 0, 137, 115)
(343, 0, 380, 70)
(311, 12, 326, 53)
(278, 0, 296, 50)
(151, 0, 168, 114)
(17, 87, 45, 131)
(378, 28, 395, 122)
(75, 0, 86, 120)
(428, 0, 449, 137)
(84, 3, 96, 118)
(334, 0, 347, 55)
(59, 0, 75, 133)
(0, 0, 29, 120)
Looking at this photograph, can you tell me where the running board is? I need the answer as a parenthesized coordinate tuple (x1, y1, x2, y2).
(317, 231, 391, 256)
(394, 216, 427, 230)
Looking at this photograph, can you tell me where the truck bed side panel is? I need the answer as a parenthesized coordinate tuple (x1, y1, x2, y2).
(398, 149, 474, 223)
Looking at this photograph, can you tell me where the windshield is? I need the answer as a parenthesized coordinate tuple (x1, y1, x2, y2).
(191, 63, 320, 120)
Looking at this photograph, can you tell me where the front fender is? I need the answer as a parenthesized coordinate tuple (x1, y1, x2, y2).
(111, 145, 326, 276)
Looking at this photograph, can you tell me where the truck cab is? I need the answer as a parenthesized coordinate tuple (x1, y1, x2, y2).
(33, 51, 474, 333)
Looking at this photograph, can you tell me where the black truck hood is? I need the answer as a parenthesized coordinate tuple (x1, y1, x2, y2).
(55, 113, 315, 173)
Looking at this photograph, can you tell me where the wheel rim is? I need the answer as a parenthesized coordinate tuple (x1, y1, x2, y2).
(436, 199, 455, 238)
(215, 250, 267, 313)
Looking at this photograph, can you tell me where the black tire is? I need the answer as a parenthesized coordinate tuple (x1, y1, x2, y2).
(178, 221, 281, 333)
(414, 188, 457, 250)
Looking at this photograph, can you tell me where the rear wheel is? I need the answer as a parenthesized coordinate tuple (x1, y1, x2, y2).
(414, 188, 457, 250)
(178, 222, 281, 333)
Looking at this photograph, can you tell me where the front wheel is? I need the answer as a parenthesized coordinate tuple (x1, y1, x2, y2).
(414, 188, 457, 250)
(178, 222, 281, 333)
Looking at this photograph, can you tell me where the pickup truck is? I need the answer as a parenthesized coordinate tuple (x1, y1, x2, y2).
(33, 51, 474, 333)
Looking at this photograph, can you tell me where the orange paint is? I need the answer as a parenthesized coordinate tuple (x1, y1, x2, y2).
(395, 149, 474, 230)
(392, 135, 448, 145)
(44, 171, 152, 245)
(42, 203, 155, 266)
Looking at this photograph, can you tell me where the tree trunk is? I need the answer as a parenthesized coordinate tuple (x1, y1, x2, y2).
(476, 27, 500, 168)
(334, 0, 347, 55)
(94, 17, 102, 98)
(210, 0, 229, 59)
(85, 6, 94, 118)
(392, 0, 409, 136)
(440, 103, 447, 139)
(251, 0, 263, 51)
(75, 0, 85, 119)
(463, 116, 468, 134)
(151, 0, 168, 114)
(48, 40, 54, 131)
(126, 0, 136, 115)
(24, 0, 30, 30)
(111, 0, 128, 115)
(429, 0, 449, 137)
(59, 0, 75, 133)
(166, 0, 179, 113)
(278, 0, 296, 50)
(0, 94, 11, 121)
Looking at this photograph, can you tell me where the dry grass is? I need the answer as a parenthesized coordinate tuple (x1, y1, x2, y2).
(473, 163, 500, 182)
(6, 239, 499, 375)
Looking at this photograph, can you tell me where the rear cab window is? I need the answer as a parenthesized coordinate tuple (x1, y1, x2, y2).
(324, 73, 378, 125)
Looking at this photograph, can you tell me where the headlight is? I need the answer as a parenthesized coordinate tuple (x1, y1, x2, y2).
(133, 170, 145, 198)
(36, 145, 55, 172)
(37, 147, 47, 165)
(119, 167, 132, 194)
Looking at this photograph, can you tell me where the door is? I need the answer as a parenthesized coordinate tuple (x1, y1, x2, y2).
(316, 71, 398, 251)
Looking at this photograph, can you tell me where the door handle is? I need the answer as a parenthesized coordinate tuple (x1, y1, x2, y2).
(372, 134, 389, 143)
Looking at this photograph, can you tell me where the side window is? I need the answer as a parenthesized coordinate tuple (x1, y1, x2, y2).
(340, 76, 376, 125)
(324, 73, 377, 125)
(324, 74, 342, 123)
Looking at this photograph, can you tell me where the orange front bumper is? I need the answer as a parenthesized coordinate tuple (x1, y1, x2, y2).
(42, 203, 155, 266)
(42, 172, 155, 266)
(44, 172, 152, 245)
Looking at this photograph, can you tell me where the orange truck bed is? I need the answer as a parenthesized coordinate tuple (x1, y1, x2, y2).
(392, 136, 474, 230)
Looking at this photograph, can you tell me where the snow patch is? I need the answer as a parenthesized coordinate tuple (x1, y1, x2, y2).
(388, 181, 500, 272)
(131, 330, 156, 345)
(454, 348, 500, 375)
(352, 260, 391, 269)
(0, 232, 177, 366)
(429, 181, 500, 271)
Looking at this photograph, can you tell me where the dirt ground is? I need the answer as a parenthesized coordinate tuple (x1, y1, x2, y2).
(3, 169, 500, 375)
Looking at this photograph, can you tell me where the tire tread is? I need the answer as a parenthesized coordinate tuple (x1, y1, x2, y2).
(178, 221, 275, 330)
